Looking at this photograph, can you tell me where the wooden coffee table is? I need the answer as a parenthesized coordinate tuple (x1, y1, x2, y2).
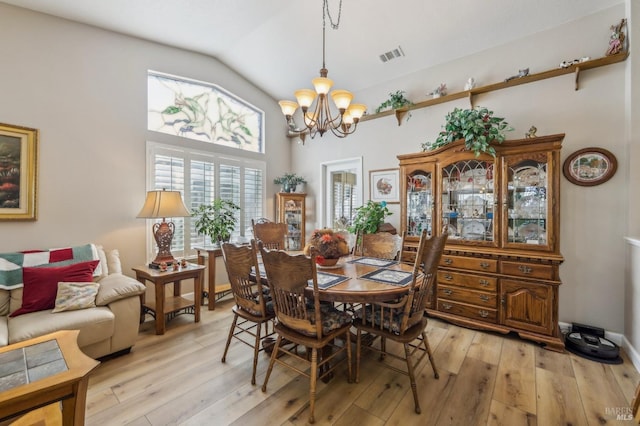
(0, 330, 99, 425)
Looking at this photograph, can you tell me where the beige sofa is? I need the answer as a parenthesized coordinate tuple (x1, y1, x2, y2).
(0, 246, 146, 359)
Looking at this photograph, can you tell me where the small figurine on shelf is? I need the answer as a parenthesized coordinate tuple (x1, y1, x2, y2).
(505, 68, 529, 82)
(464, 78, 476, 91)
(525, 126, 537, 138)
(159, 261, 168, 272)
(181, 258, 189, 268)
(606, 19, 626, 56)
(173, 262, 179, 271)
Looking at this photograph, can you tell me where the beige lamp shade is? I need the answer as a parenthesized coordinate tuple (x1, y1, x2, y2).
(278, 100, 299, 117)
(137, 190, 190, 219)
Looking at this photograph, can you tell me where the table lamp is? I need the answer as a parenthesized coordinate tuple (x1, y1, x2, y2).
(137, 189, 190, 267)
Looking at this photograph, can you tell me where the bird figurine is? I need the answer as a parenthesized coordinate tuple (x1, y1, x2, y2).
(525, 126, 537, 138)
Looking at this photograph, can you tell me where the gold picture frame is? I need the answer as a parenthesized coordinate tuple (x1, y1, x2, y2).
(0, 123, 38, 220)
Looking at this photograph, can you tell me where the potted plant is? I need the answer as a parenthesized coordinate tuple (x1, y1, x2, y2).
(192, 199, 240, 245)
(422, 107, 513, 157)
(274, 172, 306, 193)
(348, 200, 392, 236)
(375, 90, 414, 123)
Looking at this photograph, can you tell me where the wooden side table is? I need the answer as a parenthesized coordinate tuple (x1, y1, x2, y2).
(0, 330, 99, 425)
(195, 246, 231, 311)
(133, 264, 205, 335)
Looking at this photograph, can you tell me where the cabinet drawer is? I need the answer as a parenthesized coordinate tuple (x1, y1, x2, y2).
(438, 285, 497, 308)
(501, 261, 554, 280)
(437, 300, 497, 323)
(438, 270, 497, 291)
(440, 255, 497, 273)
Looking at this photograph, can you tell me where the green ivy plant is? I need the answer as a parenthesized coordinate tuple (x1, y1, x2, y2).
(375, 90, 414, 121)
(348, 200, 392, 235)
(192, 199, 240, 244)
(422, 107, 513, 157)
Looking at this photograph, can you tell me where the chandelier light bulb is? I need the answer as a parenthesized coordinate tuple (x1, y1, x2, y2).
(278, 100, 299, 117)
(294, 89, 317, 109)
(330, 89, 353, 111)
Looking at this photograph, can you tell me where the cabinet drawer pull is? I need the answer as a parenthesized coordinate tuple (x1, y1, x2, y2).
(480, 262, 490, 269)
(442, 303, 452, 310)
(518, 265, 533, 274)
(443, 289, 453, 296)
(443, 274, 453, 281)
(479, 279, 490, 287)
(478, 310, 489, 318)
(479, 294, 490, 302)
(443, 258, 453, 265)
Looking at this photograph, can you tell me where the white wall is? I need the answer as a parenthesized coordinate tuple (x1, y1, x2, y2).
(293, 4, 632, 336)
(0, 4, 290, 276)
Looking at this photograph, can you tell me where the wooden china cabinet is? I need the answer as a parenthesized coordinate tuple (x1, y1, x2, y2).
(398, 134, 565, 351)
(276, 192, 306, 251)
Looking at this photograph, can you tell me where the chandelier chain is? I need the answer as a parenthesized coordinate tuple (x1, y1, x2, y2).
(323, 0, 342, 30)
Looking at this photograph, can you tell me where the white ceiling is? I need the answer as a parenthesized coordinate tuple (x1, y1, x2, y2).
(1, 0, 622, 102)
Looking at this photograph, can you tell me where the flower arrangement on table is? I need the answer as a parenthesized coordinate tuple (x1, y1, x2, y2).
(303, 229, 350, 266)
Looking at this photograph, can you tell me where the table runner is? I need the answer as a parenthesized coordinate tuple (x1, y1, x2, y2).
(348, 257, 397, 267)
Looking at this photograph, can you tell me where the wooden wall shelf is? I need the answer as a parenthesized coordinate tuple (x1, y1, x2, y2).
(286, 51, 628, 138)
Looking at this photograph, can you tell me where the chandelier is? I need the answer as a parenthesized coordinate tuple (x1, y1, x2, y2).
(278, 0, 366, 139)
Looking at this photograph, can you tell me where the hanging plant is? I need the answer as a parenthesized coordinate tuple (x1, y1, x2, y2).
(422, 107, 513, 157)
(375, 90, 414, 121)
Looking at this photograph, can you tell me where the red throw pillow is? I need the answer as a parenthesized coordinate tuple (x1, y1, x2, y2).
(10, 260, 99, 317)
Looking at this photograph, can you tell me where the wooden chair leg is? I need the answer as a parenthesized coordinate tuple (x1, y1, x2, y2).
(356, 329, 362, 383)
(309, 348, 318, 424)
(380, 336, 386, 360)
(404, 342, 421, 414)
(251, 321, 262, 385)
(262, 335, 282, 392)
(422, 331, 439, 379)
(221, 313, 239, 363)
(346, 329, 353, 383)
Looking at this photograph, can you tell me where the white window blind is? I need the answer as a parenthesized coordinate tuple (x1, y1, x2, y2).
(146, 142, 265, 260)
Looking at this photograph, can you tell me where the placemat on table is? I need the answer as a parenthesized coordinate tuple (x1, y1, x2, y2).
(358, 268, 413, 287)
(308, 272, 350, 290)
(348, 257, 397, 267)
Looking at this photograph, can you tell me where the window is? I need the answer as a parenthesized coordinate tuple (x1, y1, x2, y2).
(147, 71, 264, 153)
(146, 142, 265, 259)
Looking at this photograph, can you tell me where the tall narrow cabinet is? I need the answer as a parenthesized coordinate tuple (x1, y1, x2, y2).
(276, 192, 306, 251)
(398, 134, 565, 351)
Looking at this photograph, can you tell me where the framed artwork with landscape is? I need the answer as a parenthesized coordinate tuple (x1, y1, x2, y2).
(0, 123, 38, 220)
(369, 168, 400, 204)
(562, 147, 617, 186)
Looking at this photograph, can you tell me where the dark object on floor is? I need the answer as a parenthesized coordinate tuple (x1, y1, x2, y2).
(565, 322, 622, 364)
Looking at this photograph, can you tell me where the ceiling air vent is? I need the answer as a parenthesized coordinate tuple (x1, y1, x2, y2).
(379, 46, 405, 63)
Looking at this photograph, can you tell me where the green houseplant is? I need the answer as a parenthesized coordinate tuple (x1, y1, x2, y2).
(348, 200, 392, 235)
(192, 199, 240, 244)
(422, 107, 513, 157)
(274, 172, 306, 193)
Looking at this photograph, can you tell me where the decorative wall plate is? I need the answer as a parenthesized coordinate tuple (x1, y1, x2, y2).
(563, 147, 617, 186)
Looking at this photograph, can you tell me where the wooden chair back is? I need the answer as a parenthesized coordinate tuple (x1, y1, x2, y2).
(398, 230, 420, 265)
(258, 243, 323, 337)
(403, 229, 448, 331)
(360, 231, 403, 260)
(252, 219, 287, 250)
(220, 241, 269, 318)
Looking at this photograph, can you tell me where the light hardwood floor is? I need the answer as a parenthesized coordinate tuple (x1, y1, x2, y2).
(85, 297, 640, 425)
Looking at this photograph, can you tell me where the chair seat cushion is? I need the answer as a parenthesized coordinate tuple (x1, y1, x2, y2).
(355, 305, 404, 335)
(306, 307, 352, 336)
(241, 298, 275, 317)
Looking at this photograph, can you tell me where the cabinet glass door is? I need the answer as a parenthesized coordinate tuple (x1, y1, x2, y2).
(441, 159, 496, 244)
(406, 171, 433, 237)
(503, 156, 549, 248)
(284, 198, 303, 250)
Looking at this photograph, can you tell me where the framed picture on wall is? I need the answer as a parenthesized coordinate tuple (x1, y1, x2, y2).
(0, 123, 38, 220)
(369, 168, 400, 204)
(562, 147, 617, 186)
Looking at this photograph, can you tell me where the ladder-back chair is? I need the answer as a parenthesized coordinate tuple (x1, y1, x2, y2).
(252, 218, 287, 250)
(354, 229, 448, 414)
(220, 241, 275, 385)
(258, 242, 353, 424)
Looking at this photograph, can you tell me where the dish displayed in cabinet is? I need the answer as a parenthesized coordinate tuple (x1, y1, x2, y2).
(461, 220, 485, 239)
(518, 223, 545, 240)
(513, 166, 546, 187)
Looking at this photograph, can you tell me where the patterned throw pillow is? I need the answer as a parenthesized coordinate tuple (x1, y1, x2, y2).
(52, 282, 100, 313)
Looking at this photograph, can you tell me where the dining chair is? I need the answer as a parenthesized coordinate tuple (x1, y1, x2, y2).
(220, 241, 276, 385)
(358, 231, 403, 260)
(398, 230, 421, 265)
(252, 218, 288, 250)
(258, 242, 353, 424)
(354, 229, 448, 414)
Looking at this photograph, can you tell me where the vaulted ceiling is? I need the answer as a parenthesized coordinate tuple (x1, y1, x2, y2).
(1, 0, 622, 101)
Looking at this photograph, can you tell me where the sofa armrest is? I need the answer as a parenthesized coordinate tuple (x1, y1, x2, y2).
(95, 274, 145, 306)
